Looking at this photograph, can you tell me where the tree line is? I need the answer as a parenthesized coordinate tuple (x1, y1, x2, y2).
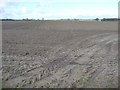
(1, 18, 120, 21)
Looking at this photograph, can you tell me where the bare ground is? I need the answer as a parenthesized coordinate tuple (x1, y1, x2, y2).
(2, 21, 118, 88)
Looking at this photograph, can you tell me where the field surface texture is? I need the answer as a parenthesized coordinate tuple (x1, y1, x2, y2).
(2, 21, 118, 88)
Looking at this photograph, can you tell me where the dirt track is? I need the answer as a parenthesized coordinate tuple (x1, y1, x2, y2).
(2, 21, 118, 88)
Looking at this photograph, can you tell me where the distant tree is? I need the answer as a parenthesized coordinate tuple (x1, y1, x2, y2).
(101, 18, 118, 21)
(95, 18, 99, 21)
(74, 19, 79, 21)
(67, 19, 70, 20)
(26, 18, 28, 20)
(42, 18, 44, 20)
(2, 19, 14, 21)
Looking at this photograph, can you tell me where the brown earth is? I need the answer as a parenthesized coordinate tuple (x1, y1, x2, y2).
(2, 21, 118, 88)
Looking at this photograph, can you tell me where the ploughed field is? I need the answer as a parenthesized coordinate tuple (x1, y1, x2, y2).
(2, 21, 118, 88)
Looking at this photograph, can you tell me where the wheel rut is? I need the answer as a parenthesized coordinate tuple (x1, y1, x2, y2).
(2, 33, 118, 88)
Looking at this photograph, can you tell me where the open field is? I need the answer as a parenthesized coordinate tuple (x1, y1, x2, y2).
(2, 21, 118, 88)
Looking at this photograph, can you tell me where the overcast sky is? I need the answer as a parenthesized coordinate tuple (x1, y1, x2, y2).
(0, 0, 119, 19)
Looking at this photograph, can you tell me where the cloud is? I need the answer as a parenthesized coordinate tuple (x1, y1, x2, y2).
(0, 0, 56, 19)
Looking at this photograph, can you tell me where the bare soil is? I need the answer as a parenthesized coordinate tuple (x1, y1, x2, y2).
(2, 21, 118, 88)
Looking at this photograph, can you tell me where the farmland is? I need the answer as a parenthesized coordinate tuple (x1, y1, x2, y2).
(2, 20, 118, 88)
